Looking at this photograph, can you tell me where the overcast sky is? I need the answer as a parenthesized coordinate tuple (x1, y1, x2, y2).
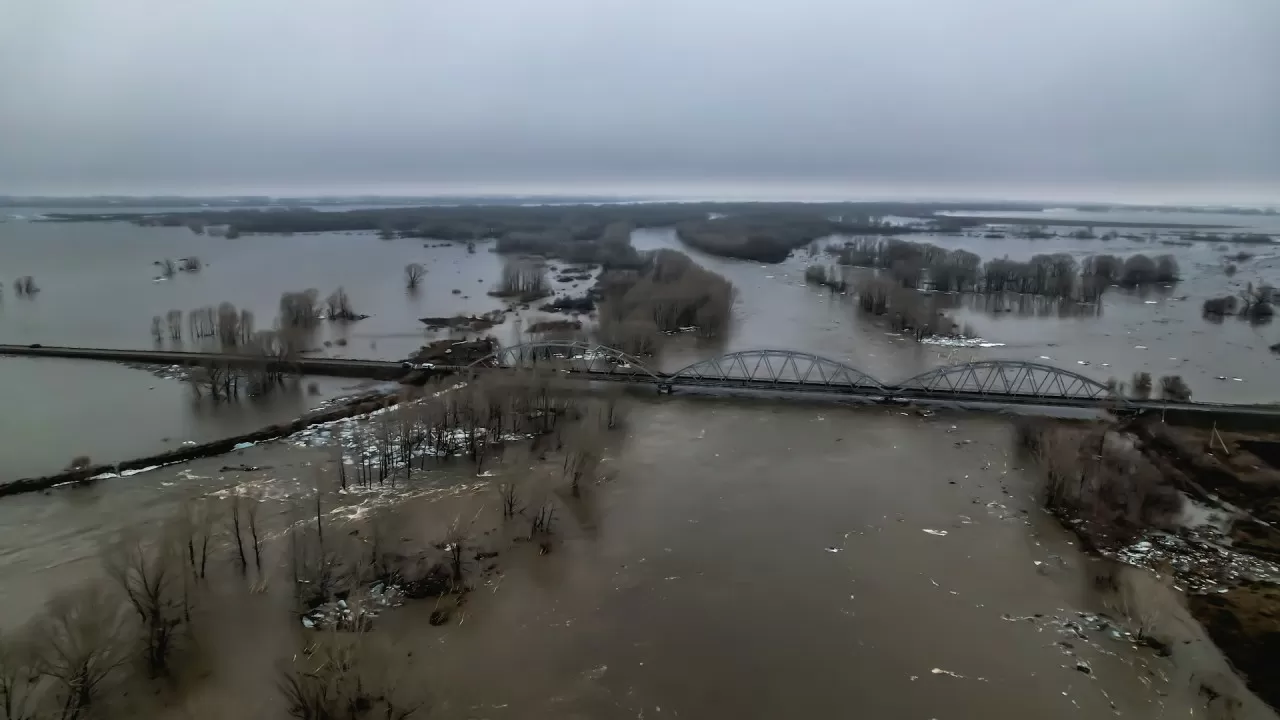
(2, 0, 1278, 202)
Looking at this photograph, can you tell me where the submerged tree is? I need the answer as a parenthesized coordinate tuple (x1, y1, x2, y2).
(405, 263, 426, 290)
(105, 532, 192, 676)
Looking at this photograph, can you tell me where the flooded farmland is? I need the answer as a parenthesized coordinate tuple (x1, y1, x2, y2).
(1, 206, 1279, 718)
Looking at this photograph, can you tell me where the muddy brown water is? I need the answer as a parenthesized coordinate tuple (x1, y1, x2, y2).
(0, 398, 1271, 718)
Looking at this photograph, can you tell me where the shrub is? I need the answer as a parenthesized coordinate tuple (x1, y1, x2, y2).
(1202, 296, 1238, 316)
(1131, 372, 1152, 400)
(1159, 375, 1192, 402)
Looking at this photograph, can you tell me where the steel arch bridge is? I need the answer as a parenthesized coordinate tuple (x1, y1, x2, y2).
(896, 360, 1118, 401)
(465, 342, 1126, 405)
(667, 350, 886, 391)
(466, 342, 661, 380)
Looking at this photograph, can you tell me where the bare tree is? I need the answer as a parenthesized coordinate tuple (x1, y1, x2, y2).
(35, 588, 129, 720)
(1131, 372, 1153, 400)
(495, 259, 549, 299)
(150, 315, 164, 343)
(104, 532, 191, 676)
(529, 499, 556, 545)
(279, 289, 320, 329)
(228, 496, 249, 574)
(0, 629, 49, 720)
(245, 492, 264, 575)
(497, 481, 519, 519)
(325, 287, 357, 321)
(159, 258, 176, 278)
(188, 306, 217, 339)
(13, 277, 38, 297)
(166, 309, 183, 341)
(1159, 375, 1193, 402)
(179, 500, 217, 581)
(277, 634, 424, 720)
(216, 302, 242, 348)
(563, 440, 601, 497)
(404, 263, 425, 290)
(442, 522, 469, 588)
(237, 308, 255, 346)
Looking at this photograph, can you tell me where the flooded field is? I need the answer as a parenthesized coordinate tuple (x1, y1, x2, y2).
(0, 398, 1269, 718)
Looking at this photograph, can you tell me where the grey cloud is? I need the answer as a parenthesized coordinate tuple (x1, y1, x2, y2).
(1, 0, 1278, 199)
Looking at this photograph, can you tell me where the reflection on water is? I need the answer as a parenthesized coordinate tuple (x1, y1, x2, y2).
(0, 357, 360, 482)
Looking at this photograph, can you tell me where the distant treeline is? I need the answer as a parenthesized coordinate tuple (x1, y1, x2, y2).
(674, 212, 913, 263)
(5, 194, 630, 208)
(45, 201, 1043, 263)
(828, 238, 1180, 300)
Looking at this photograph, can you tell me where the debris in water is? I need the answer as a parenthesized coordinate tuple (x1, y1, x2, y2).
(922, 529, 948, 536)
(931, 668, 966, 679)
(825, 546, 842, 553)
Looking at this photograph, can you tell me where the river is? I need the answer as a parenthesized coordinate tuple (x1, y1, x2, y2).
(0, 398, 1269, 718)
(1, 207, 1278, 716)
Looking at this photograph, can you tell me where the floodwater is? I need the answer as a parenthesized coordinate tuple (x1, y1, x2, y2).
(1, 206, 1279, 715)
(1, 208, 1278, 479)
(0, 399, 1270, 718)
(633, 222, 1280, 402)
(0, 356, 360, 481)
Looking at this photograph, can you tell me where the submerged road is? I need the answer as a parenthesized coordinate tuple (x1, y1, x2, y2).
(3, 343, 1279, 428)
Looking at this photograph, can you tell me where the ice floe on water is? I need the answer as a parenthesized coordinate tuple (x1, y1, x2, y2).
(302, 582, 404, 631)
(85, 464, 166, 481)
(920, 335, 1006, 348)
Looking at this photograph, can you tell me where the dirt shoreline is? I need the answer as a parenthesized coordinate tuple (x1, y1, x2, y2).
(1110, 419, 1280, 710)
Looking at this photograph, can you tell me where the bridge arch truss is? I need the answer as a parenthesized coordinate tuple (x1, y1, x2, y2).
(895, 360, 1125, 402)
(668, 350, 886, 391)
(467, 342, 661, 380)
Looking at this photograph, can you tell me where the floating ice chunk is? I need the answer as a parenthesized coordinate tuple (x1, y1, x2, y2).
(232, 441, 255, 450)
(922, 529, 948, 537)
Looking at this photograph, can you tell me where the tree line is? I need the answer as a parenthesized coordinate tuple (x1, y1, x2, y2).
(148, 287, 363, 401)
(829, 238, 1180, 300)
(593, 249, 735, 355)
